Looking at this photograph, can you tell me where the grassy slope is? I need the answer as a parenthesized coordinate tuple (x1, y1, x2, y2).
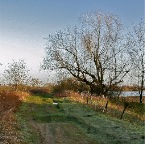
(17, 94, 145, 144)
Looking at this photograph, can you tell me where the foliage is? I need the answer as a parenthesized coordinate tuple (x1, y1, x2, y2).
(0, 91, 23, 114)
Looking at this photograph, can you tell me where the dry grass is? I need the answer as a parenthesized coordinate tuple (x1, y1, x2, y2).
(0, 90, 29, 144)
(122, 96, 145, 103)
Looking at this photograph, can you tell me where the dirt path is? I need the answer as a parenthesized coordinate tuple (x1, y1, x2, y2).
(30, 122, 54, 144)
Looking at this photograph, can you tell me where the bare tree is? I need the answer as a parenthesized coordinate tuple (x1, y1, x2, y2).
(3, 59, 30, 91)
(127, 21, 145, 103)
(42, 12, 130, 95)
(30, 78, 42, 87)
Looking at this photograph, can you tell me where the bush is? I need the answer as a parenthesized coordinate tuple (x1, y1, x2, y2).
(52, 78, 90, 93)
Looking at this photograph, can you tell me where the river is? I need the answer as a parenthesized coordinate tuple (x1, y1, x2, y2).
(120, 91, 145, 97)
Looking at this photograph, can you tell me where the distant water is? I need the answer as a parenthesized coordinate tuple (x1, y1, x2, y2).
(120, 91, 145, 97)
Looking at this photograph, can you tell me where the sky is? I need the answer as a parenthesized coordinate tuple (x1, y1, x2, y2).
(0, 0, 144, 83)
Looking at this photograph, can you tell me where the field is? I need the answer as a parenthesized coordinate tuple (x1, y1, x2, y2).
(0, 89, 145, 144)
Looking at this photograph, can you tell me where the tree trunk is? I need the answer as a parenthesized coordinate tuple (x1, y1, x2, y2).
(105, 100, 108, 112)
(120, 102, 129, 119)
(139, 71, 144, 103)
(140, 92, 143, 103)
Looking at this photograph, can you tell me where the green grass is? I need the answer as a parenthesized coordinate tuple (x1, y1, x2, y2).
(16, 103, 41, 144)
(17, 95, 145, 144)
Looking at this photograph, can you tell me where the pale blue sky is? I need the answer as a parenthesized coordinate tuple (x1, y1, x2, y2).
(0, 0, 144, 83)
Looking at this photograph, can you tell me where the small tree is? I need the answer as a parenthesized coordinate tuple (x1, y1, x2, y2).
(3, 59, 30, 91)
(30, 78, 42, 87)
(127, 21, 145, 103)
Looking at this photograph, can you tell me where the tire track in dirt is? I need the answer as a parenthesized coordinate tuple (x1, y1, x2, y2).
(30, 121, 54, 144)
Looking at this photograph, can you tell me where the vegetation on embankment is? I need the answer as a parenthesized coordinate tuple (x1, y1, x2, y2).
(16, 90, 145, 144)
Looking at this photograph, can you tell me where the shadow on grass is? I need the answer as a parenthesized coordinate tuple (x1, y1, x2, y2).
(29, 88, 53, 98)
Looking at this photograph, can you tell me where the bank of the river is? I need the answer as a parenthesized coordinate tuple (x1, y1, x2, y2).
(16, 93, 145, 144)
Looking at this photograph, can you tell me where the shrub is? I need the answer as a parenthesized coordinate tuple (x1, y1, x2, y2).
(52, 77, 90, 93)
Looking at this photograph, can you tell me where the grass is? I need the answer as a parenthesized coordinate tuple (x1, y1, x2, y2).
(47, 123, 98, 144)
(65, 91, 145, 123)
(16, 93, 145, 144)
